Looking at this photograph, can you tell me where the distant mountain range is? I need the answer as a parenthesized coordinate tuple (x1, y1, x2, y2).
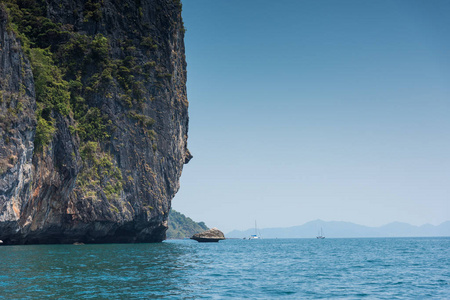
(227, 220, 450, 239)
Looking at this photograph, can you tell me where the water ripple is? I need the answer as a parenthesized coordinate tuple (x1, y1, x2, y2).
(0, 238, 449, 298)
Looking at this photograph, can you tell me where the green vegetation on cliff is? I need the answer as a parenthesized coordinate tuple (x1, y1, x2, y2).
(167, 210, 209, 239)
(0, 0, 189, 244)
(1, 0, 172, 200)
(4, 1, 116, 147)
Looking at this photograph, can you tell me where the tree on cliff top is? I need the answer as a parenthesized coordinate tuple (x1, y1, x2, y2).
(167, 210, 209, 239)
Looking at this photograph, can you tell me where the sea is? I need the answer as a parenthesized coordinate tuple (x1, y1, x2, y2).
(0, 237, 449, 299)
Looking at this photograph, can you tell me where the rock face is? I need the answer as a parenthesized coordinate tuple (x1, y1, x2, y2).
(191, 228, 226, 243)
(0, 0, 190, 244)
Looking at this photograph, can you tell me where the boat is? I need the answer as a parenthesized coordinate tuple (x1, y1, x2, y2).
(316, 227, 325, 239)
(249, 221, 261, 239)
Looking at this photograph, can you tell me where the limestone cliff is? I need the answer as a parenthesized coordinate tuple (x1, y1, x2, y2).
(0, 0, 190, 244)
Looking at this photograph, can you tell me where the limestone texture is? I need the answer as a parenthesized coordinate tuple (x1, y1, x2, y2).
(191, 228, 226, 243)
(0, 0, 190, 244)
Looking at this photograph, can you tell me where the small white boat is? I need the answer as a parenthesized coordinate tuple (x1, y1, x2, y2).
(316, 227, 325, 239)
(249, 221, 261, 239)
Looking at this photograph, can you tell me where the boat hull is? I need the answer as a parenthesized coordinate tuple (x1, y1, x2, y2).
(191, 237, 225, 243)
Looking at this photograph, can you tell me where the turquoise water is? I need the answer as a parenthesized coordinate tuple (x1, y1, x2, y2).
(0, 238, 449, 299)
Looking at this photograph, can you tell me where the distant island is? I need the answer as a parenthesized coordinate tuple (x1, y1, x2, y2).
(166, 210, 209, 239)
(227, 220, 450, 239)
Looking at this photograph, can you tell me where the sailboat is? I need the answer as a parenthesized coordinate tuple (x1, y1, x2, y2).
(316, 227, 325, 239)
(249, 221, 260, 239)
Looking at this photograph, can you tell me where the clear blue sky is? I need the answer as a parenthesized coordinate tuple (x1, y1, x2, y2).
(172, 0, 450, 233)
